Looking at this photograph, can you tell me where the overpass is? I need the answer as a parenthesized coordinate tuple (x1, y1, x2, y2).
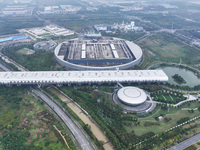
(0, 70, 168, 85)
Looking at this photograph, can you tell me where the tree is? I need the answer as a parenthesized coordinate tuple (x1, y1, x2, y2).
(198, 106, 200, 112)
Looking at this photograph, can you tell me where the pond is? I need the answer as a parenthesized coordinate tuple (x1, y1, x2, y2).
(156, 66, 200, 87)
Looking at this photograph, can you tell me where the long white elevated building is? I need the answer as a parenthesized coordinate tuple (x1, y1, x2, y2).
(0, 70, 168, 85)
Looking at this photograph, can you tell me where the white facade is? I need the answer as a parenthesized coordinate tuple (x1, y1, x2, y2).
(0, 70, 168, 85)
(54, 38, 143, 70)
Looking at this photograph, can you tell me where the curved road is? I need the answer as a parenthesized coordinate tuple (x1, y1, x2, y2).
(32, 88, 93, 150)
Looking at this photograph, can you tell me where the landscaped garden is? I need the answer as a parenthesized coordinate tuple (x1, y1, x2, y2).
(151, 90, 186, 104)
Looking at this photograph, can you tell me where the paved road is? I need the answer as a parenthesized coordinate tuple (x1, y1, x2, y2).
(0, 52, 27, 71)
(0, 62, 11, 71)
(0, 61, 93, 150)
(168, 133, 200, 150)
(32, 88, 93, 150)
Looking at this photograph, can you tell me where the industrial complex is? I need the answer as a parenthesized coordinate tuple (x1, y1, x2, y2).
(19, 24, 74, 40)
(37, 5, 82, 15)
(54, 35, 143, 70)
(94, 21, 144, 32)
(0, 34, 29, 44)
(1, 5, 34, 16)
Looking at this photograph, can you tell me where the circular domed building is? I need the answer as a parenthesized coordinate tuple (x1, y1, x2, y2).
(113, 86, 156, 114)
(117, 87, 147, 106)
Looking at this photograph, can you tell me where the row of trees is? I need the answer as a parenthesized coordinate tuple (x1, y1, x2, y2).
(60, 86, 124, 149)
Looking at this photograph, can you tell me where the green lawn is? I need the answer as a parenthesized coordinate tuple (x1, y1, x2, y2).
(136, 33, 200, 67)
(125, 102, 200, 136)
(38, 33, 55, 38)
(152, 92, 185, 104)
(157, 94, 175, 101)
(17, 48, 35, 55)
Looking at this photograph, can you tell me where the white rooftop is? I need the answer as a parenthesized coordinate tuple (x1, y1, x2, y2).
(0, 70, 168, 85)
(117, 86, 147, 106)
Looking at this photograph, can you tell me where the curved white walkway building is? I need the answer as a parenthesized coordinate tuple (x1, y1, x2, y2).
(0, 70, 168, 85)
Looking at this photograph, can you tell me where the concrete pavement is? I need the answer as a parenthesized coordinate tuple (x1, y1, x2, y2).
(168, 133, 200, 150)
(0, 61, 11, 71)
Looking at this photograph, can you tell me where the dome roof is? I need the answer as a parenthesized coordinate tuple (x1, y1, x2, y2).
(117, 86, 147, 106)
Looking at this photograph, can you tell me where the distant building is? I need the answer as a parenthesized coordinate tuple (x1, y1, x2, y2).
(2, 5, 34, 16)
(20, 25, 74, 39)
(192, 40, 200, 47)
(14, 0, 32, 3)
(94, 21, 143, 32)
(39, 6, 62, 14)
(125, 25, 132, 30)
(131, 21, 135, 27)
(0, 35, 29, 43)
(132, 26, 144, 32)
(60, 5, 82, 13)
(38, 5, 82, 15)
(84, 33, 102, 39)
(86, 7, 98, 11)
(94, 24, 108, 31)
(160, 4, 178, 9)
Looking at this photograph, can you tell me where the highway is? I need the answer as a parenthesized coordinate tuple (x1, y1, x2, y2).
(0, 61, 11, 71)
(168, 133, 200, 150)
(32, 88, 93, 150)
(0, 61, 94, 150)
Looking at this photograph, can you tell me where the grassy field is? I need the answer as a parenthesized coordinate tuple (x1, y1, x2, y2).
(0, 86, 76, 150)
(2, 45, 64, 71)
(17, 48, 35, 55)
(136, 32, 200, 68)
(136, 13, 200, 29)
(157, 94, 174, 101)
(125, 102, 200, 136)
(38, 33, 52, 37)
(102, 32, 146, 42)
